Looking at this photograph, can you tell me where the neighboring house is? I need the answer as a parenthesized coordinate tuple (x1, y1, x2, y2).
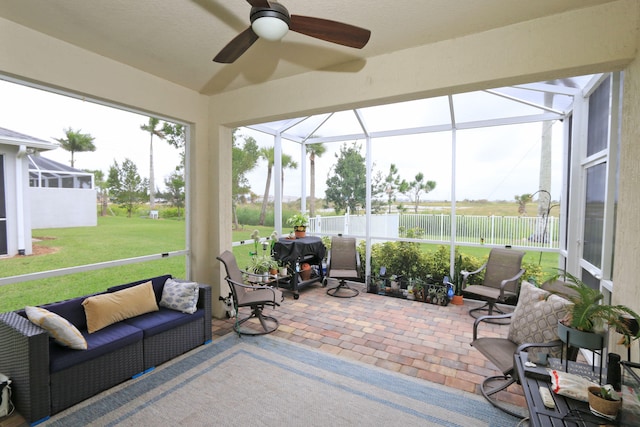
(0, 127, 95, 257)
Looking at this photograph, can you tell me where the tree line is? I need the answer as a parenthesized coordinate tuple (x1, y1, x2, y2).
(232, 133, 437, 228)
(54, 119, 185, 218)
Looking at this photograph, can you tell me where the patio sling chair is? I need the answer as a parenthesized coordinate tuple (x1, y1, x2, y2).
(462, 247, 525, 318)
(471, 281, 572, 417)
(324, 236, 361, 298)
(217, 250, 283, 336)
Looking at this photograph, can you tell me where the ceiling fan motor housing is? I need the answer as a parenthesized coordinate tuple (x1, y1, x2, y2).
(250, 3, 291, 28)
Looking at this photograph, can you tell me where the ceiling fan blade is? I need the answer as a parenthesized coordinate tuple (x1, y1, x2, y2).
(213, 27, 259, 63)
(246, 0, 271, 7)
(289, 15, 371, 49)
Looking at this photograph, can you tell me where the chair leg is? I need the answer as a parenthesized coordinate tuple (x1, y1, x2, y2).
(326, 279, 359, 298)
(234, 306, 279, 336)
(480, 375, 526, 418)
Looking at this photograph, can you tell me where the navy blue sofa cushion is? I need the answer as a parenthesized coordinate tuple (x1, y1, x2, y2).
(122, 307, 204, 338)
(49, 322, 143, 373)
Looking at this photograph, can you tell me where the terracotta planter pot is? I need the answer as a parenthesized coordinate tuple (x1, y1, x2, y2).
(294, 226, 306, 238)
(299, 262, 312, 280)
(451, 295, 464, 305)
(588, 386, 622, 419)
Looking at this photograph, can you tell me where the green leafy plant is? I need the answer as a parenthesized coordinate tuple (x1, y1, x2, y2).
(452, 254, 463, 296)
(286, 213, 309, 229)
(595, 385, 621, 401)
(247, 254, 278, 274)
(547, 270, 640, 337)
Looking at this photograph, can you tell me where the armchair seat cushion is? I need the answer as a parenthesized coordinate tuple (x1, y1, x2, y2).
(464, 284, 516, 302)
(471, 337, 518, 375)
(237, 288, 282, 306)
(330, 269, 359, 279)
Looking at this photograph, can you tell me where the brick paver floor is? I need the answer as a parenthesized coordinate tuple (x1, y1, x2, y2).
(211, 279, 526, 410)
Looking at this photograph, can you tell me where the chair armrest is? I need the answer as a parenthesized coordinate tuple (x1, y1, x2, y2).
(472, 312, 513, 340)
(498, 268, 526, 299)
(225, 278, 283, 304)
(0, 312, 51, 422)
(462, 263, 487, 287)
(517, 339, 562, 353)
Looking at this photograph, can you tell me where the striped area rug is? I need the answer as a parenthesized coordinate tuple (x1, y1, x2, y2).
(42, 333, 523, 426)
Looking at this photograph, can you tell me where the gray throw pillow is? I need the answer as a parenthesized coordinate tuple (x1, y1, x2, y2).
(160, 278, 199, 314)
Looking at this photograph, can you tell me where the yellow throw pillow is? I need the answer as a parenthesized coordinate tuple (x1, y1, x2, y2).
(82, 281, 159, 333)
(25, 306, 88, 350)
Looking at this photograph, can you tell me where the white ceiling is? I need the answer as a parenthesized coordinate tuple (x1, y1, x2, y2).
(0, 0, 615, 95)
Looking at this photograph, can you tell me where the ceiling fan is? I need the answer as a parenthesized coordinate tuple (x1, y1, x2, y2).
(213, 0, 371, 63)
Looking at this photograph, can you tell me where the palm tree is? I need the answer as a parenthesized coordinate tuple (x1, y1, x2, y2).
(140, 117, 166, 209)
(306, 142, 326, 217)
(54, 127, 96, 168)
(258, 147, 297, 226)
(514, 193, 533, 216)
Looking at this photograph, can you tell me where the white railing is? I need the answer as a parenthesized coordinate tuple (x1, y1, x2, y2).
(308, 213, 559, 250)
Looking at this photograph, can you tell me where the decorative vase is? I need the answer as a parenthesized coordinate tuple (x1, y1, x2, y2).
(587, 386, 622, 419)
(451, 295, 464, 305)
(557, 321, 606, 350)
(279, 267, 288, 276)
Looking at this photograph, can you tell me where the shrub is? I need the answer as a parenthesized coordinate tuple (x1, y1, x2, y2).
(360, 242, 484, 286)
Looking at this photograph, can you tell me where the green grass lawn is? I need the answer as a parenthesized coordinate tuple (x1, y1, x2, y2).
(0, 219, 557, 312)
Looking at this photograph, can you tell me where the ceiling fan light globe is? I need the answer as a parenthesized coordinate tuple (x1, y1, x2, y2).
(252, 17, 289, 41)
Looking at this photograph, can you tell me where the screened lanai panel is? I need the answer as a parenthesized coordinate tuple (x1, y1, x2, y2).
(0, 79, 187, 289)
(369, 133, 452, 239)
(453, 91, 548, 124)
(358, 97, 452, 133)
(307, 110, 365, 139)
(280, 113, 332, 140)
(492, 86, 575, 112)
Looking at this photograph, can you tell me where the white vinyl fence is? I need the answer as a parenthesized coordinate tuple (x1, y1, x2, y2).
(309, 213, 558, 250)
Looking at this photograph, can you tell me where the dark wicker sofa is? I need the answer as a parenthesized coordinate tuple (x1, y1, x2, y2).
(0, 274, 212, 425)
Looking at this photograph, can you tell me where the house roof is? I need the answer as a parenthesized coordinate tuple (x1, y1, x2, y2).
(28, 154, 85, 174)
(0, 0, 615, 95)
(0, 126, 57, 151)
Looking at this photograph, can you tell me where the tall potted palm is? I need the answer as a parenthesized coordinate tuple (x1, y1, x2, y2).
(547, 271, 640, 351)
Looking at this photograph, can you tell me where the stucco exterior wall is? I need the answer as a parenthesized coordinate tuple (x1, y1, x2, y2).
(0, 145, 32, 256)
(613, 40, 640, 361)
(29, 187, 97, 229)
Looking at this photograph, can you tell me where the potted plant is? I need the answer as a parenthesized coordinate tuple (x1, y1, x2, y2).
(287, 213, 309, 238)
(247, 254, 278, 281)
(547, 271, 640, 351)
(449, 254, 464, 305)
(412, 278, 425, 302)
(587, 385, 622, 420)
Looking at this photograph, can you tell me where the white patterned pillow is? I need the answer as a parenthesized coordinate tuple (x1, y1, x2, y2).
(159, 279, 199, 314)
(25, 306, 88, 350)
(508, 281, 571, 358)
